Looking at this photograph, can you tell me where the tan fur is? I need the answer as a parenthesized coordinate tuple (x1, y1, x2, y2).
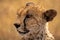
(14, 2, 55, 40)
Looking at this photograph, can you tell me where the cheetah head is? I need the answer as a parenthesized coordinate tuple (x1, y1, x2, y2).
(14, 2, 57, 35)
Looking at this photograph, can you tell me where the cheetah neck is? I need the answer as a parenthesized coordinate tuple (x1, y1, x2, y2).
(45, 22, 54, 39)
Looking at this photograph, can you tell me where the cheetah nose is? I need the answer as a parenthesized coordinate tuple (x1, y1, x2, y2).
(14, 23, 20, 28)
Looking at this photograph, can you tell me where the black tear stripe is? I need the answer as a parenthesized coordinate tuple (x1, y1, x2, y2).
(18, 14, 30, 34)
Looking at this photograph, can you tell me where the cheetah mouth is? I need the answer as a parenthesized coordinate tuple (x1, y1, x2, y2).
(17, 29, 29, 34)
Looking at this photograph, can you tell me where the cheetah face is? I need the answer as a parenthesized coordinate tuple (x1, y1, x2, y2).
(14, 3, 57, 36)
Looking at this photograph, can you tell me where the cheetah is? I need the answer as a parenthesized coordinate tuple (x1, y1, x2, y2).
(14, 2, 57, 40)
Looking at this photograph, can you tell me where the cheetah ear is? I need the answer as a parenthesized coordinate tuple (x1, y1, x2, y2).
(43, 9, 57, 22)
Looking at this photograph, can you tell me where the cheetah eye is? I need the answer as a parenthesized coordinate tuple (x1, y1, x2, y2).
(26, 14, 32, 18)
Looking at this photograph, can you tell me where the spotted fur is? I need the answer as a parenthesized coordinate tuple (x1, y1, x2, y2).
(14, 2, 57, 40)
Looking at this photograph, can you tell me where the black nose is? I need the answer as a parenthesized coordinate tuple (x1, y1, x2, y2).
(14, 23, 20, 28)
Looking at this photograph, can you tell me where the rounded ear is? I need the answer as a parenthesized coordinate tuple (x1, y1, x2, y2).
(43, 9, 57, 22)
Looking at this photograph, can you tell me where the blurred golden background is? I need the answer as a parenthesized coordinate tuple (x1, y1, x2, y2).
(0, 0, 60, 40)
